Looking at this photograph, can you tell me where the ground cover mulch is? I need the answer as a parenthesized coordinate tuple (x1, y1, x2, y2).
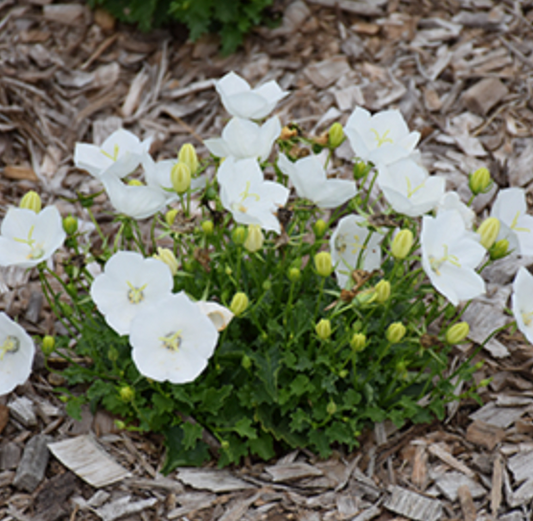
(2, 0, 533, 519)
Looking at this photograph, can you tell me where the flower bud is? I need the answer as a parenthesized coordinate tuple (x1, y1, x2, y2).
(241, 354, 252, 370)
(63, 215, 78, 235)
(171, 162, 191, 194)
(391, 229, 413, 260)
(326, 400, 337, 415)
(354, 288, 377, 306)
(201, 220, 214, 235)
(386, 322, 406, 344)
(232, 226, 246, 245)
(244, 224, 264, 253)
(339, 369, 348, 378)
(353, 161, 371, 180)
(108, 346, 119, 362)
(42, 335, 55, 356)
(313, 219, 327, 238)
(477, 217, 500, 249)
(288, 267, 301, 282)
(153, 247, 178, 276)
(224, 265, 232, 276)
(445, 321, 470, 344)
(490, 239, 509, 260)
(165, 209, 178, 226)
(315, 318, 332, 340)
(20, 190, 41, 213)
(119, 385, 134, 402)
(314, 251, 333, 277)
(396, 360, 408, 379)
(230, 292, 249, 317)
(178, 143, 199, 175)
(328, 122, 344, 148)
(115, 420, 126, 430)
(127, 179, 144, 186)
(469, 167, 492, 195)
(350, 332, 366, 352)
(374, 279, 390, 304)
(262, 280, 272, 291)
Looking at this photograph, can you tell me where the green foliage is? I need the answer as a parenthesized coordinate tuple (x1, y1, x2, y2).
(86, 0, 276, 54)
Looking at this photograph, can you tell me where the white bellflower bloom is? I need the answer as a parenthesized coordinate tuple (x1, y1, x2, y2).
(436, 191, 475, 230)
(512, 267, 533, 344)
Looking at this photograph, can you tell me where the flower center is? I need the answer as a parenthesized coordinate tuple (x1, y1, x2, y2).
(159, 330, 182, 351)
(0, 335, 20, 361)
(126, 281, 147, 304)
(522, 310, 533, 326)
(334, 234, 347, 254)
(405, 177, 425, 199)
(13, 225, 45, 260)
(428, 244, 461, 276)
(370, 128, 393, 147)
(510, 211, 531, 233)
(101, 144, 120, 162)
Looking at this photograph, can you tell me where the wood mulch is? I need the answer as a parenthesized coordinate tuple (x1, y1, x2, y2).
(2, 0, 533, 519)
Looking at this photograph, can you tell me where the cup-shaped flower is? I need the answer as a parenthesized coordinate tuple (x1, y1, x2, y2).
(205, 116, 281, 162)
(217, 158, 289, 234)
(330, 215, 383, 289)
(90, 251, 173, 335)
(153, 247, 178, 276)
(421, 210, 485, 306)
(19, 191, 42, 213)
(490, 187, 533, 256)
(477, 217, 500, 250)
(512, 267, 533, 344)
(215, 71, 289, 119)
(377, 157, 445, 217)
(244, 224, 264, 253)
(0, 207, 66, 268)
(196, 301, 234, 332)
(129, 292, 219, 384)
(0, 312, 35, 396)
(445, 322, 470, 344)
(436, 191, 475, 230)
(74, 128, 152, 179)
(277, 154, 356, 209)
(391, 229, 413, 260)
(344, 107, 420, 166)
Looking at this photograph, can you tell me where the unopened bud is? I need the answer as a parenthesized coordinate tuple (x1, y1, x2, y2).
(469, 167, 492, 195)
(127, 179, 144, 186)
(153, 247, 178, 275)
(386, 322, 406, 344)
(391, 229, 413, 260)
(42, 335, 55, 356)
(374, 279, 391, 304)
(230, 292, 249, 317)
(20, 190, 42, 213)
(171, 162, 191, 194)
(328, 122, 344, 148)
(201, 220, 214, 235)
(313, 219, 327, 238)
(350, 332, 366, 352)
(353, 161, 371, 180)
(490, 239, 509, 260)
(477, 217, 500, 249)
(315, 318, 332, 340)
(314, 251, 332, 277)
(288, 267, 301, 282)
(326, 400, 337, 415)
(63, 215, 78, 235)
(244, 224, 264, 253)
(119, 385, 134, 402)
(445, 321, 470, 344)
(165, 209, 178, 226)
(178, 143, 199, 175)
(241, 354, 252, 370)
(232, 226, 246, 245)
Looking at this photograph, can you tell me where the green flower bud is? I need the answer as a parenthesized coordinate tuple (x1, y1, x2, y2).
(328, 122, 344, 148)
(374, 279, 391, 304)
(115, 420, 126, 430)
(119, 385, 134, 402)
(108, 346, 119, 362)
(354, 288, 377, 306)
(224, 265, 232, 276)
(469, 167, 492, 195)
(153, 247, 178, 276)
(201, 220, 214, 235)
(165, 209, 178, 226)
(244, 224, 264, 253)
(350, 332, 366, 352)
(127, 179, 144, 186)
(353, 161, 371, 180)
(396, 360, 408, 379)
(315, 318, 332, 340)
(490, 239, 509, 260)
(445, 321, 470, 344)
(230, 292, 249, 317)
(287, 267, 301, 282)
(178, 143, 199, 175)
(339, 369, 349, 378)
(326, 400, 337, 415)
(314, 251, 332, 277)
(477, 217, 500, 249)
(313, 219, 327, 238)
(262, 280, 272, 291)
(42, 335, 55, 356)
(221, 440, 230, 451)
(391, 229, 413, 260)
(232, 226, 246, 245)
(171, 162, 191, 194)
(63, 215, 78, 235)
(241, 354, 252, 370)
(386, 322, 406, 344)
(20, 190, 42, 213)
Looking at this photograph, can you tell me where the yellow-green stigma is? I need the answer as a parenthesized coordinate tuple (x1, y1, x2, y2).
(101, 144, 120, 162)
(370, 128, 393, 147)
(428, 245, 460, 276)
(127, 281, 147, 304)
(159, 330, 182, 352)
(0, 335, 20, 361)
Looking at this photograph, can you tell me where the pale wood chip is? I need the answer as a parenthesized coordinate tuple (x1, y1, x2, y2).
(167, 492, 217, 519)
(384, 485, 443, 521)
(265, 462, 323, 482)
(176, 468, 254, 493)
(303, 56, 352, 89)
(42, 4, 88, 25)
(351, 504, 382, 521)
(491, 453, 503, 516)
(122, 68, 149, 118)
(458, 484, 477, 521)
(2, 165, 39, 182)
(507, 451, 533, 484)
(306, 0, 385, 17)
(462, 77, 509, 115)
(434, 471, 486, 502)
(94, 495, 158, 521)
(470, 403, 525, 429)
(466, 421, 506, 450)
(508, 139, 533, 187)
(428, 444, 475, 478)
(411, 443, 428, 490)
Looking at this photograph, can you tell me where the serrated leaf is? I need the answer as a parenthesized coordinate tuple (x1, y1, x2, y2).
(162, 425, 210, 474)
(233, 417, 257, 439)
(182, 421, 204, 450)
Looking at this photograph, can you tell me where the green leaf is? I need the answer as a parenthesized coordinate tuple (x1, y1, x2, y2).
(153, 393, 175, 414)
(249, 432, 275, 461)
(201, 385, 233, 415)
(250, 348, 281, 401)
(182, 422, 204, 450)
(162, 425, 210, 474)
(65, 397, 83, 421)
(289, 374, 314, 397)
(233, 417, 257, 439)
(309, 429, 331, 458)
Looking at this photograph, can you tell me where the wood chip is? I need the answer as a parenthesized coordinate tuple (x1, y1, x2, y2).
(304, 56, 352, 89)
(265, 461, 324, 482)
(176, 468, 254, 493)
(8, 396, 37, 428)
(428, 444, 475, 478)
(466, 420, 506, 450)
(94, 496, 158, 521)
(13, 435, 50, 492)
(507, 451, 533, 484)
(491, 453, 503, 516)
(384, 485, 443, 521)
(42, 3, 87, 25)
(462, 77, 509, 115)
(2, 165, 39, 181)
(411, 443, 428, 489)
(434, 471, 486, 502)
(458, 484, 477, 521)
(470, 402, 525, 429)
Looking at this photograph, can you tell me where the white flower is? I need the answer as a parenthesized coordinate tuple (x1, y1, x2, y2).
(74, 128, 152, 179)
(377, 157, 445, 217)
(101, 172, 169, 220)
(436, 191, 475, 230)
(204, 116, 281, 161)
(512, 267, 533, 344)
(215, 71, 288, 119)
(130, 292, 219, 384)
(421, 210, 485, 306)
(90, 251, 173, 335)
(277, 153, 357, 209)
(217, 157, 289, 233)
(344, 107, 420, 165)
(491, 187, 533, 256)
(0, 207, 66, 268)
(330, 215, 383, 289)
(0, 312, 34, 396)
(196, 301, 234, 331)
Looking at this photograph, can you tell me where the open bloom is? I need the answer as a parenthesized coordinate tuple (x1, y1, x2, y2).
(490, 187, 533, 256)
(377, 157, 445, 217)
(74, 128, 152, 179)
(196, 301, 234, 332)
(0, 312, 34, 396)
(215, 71, 288, 120)
(330, 215, 383, 289)
(344, 107, 420, 165)
(217, 157, 289, 233)
(0, 207, 66, 268)
(512, 267, 533, 344)
(436, 191, 475, 230)
(277, 154, 356, 209)
(130, 292, 219, 384)
(91, 251, 173, 335)
(421, 210, 485, 306)
(204, 116, 281, 161)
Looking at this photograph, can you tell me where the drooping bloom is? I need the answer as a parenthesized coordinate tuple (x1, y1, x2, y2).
(90, 251, 173, 335)
(204, 116, 281, 162)
(0, 312, 35, 396)
(196, 301, 234, 332)
(277, 154, 356, 209)
(421, 210, 485, 306)
(436, 191, 475, 230)
(217, 157, 289, 233)
(512, 267, 533, 344)
(490, 187, 533, 256)
(344, 107, 420, 165)
(0, 207, 66, 268)
(130, 292, 219, 384)
(377, 157, 445, 217)
(215, 71, 289, 120)
(74, 128, 152, 179)
(330, 215, 383, 289)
